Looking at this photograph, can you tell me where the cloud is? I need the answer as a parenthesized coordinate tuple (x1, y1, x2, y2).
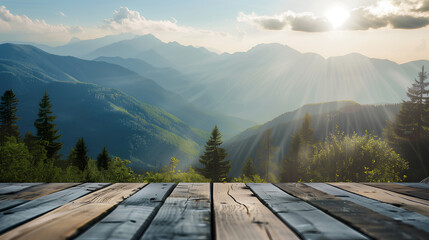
(0, 6, 81, 34)
(237, 11, 332, 32)
(288, 13, 332, 32)
(389, 15, 429, 28)
(103, 6, 228, 37)
(414, 0, 429, 12)
(0, 5, 230, 48)
(238, 0, 429, 32)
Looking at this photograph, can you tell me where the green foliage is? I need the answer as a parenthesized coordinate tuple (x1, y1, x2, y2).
(281, 112, 314, 182)
(242, 157, 256, 177)
(71, 137, 89, 171)
(233, 174, 266, 183)
(386, 66, 429, 181)
(310, 130, 408, 182)
(0, 89, 20, 143)
(254, 129, 279, 182)
(34, 91, 62, 159)
(196, 125, 231, 182)
(23, 132, 48, 165)
(392, 67, 429, 139)
(97, 146, 111, 170)
(0, 137, 31, 182)
(143, 157, 209, 183)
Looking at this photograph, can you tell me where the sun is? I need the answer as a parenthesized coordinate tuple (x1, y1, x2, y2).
(325, 7, 350, 29)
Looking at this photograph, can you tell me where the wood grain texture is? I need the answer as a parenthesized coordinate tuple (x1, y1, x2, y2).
(366, 182, 429, 201)
(0, 183, 42, 195)
(215, 183, 298, 240)
(331, 183, 429, 217)
(140, 183, 211, 240)
(308, 183, 429, 234)
(250, 183, 367, 240)
(0, 183, 108, 234)
(399, 183, 429, 190)
(0, 183, 80, 211)
(0, 183, 144, 240)
(77, 183, 175, 240)
(279, 183, 429, 240)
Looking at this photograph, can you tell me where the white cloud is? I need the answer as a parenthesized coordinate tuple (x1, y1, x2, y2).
(238, 0, 429, 32)
(237, 11, 332, 32)
(103, 6, 228, 37)
(0, 6, 79, 34)
(0, 5, 231, 48)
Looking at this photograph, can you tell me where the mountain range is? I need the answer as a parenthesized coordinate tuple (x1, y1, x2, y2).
(0, 43, 248, 171)
(40, 34, 427, 123)
(1, 33, 428, 174)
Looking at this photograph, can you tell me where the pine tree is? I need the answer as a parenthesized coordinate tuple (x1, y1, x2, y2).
(97, 146, 111, 170)
(34, 91, 62, 159)
(388, 66, 429, 181)
(196, 125, 231, 182)
(281, 112, 314, 182)
(242, 157, 256, 177)
(394, 66, 429, 139)
(0, 89, 20, 142)
(72, 137, 89, 171)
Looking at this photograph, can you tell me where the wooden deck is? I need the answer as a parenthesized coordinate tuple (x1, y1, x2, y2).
(0, 183, 428, 240)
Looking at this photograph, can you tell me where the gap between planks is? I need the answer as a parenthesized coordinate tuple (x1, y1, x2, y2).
(140, 183, 211, 240)
(277, 183, 429, 240)
(0, 183, 80, 212)
(330, 183, 429, 217)
(0, 183, 144, 240)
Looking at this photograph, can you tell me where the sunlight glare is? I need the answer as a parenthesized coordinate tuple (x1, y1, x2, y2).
(326, 7, 350, 29)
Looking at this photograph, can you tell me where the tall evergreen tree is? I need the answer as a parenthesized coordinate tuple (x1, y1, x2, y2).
(72, 137, 89, 171)
(196, 125, 231, 182)
(388, 66, 429, 181)
(242, 157, 256, 177)
(281, 112, 314, 182)
(394, 66, 429, 139)
(254, 129, 278, 182)
(0, 89, 20, 142)
(97, 146, 111, 170)
(34, 91, 62, 159)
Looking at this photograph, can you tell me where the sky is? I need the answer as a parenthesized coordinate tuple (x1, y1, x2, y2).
(1, 0, 429, 63)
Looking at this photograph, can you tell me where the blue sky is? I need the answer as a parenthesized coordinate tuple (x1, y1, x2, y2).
(1, 0, 429, 62)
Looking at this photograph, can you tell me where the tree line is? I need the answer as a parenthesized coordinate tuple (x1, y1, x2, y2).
(2, 66, 427, 183)
(0, 89, 236, 183)
(240, 66, 429, 182)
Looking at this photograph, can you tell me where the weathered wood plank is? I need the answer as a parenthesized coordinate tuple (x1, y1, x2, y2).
(214, 183, 298, 240)
(0, 183, 144, 240)
(331, 183, 429, 217)
(366, 183, 429, 201)
(308, 183, 429, 234)
(76, 183, 175, 240)
(0, 183, 108, 234)
(278, 183, 429, 240)
(0, 183, 42, 195)
(399, 183, 429, 191)
(249, 183, 367, 240)
(140, 183, 210, 240)
(0, 183, 80, 211)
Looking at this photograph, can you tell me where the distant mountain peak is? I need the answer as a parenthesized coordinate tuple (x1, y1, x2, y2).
(251, 42, 299, 52)
(328, 52, 368, 61)
(133, 34, 162, 42)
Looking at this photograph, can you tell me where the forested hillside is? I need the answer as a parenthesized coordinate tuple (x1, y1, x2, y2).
(224, 103, 401, 176)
